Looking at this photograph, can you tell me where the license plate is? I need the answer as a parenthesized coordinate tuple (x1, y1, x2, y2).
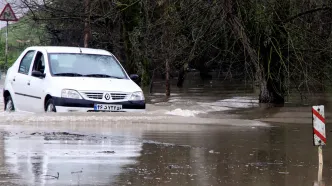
(94, 104, 122, 111)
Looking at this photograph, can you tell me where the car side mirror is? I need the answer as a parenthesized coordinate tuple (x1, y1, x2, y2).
(130, 74, 139, 81)
(32, 70, 46, 78)
(130, 74, 141, 85)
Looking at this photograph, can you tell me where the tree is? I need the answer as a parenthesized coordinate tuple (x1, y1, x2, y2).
(15, 0, 332, 104)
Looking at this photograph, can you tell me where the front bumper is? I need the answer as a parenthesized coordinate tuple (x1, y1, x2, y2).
(52, 97, 145, 112)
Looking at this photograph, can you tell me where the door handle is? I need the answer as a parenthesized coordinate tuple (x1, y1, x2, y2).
(13, 78, 15, 81)
(27, 82, 30, 85)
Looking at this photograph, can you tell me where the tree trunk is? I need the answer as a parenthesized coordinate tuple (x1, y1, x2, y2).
(224, 0, 289, 104)
(149, 69, 155, 93)
(258, 41, 286, 104)
(83, 0, 91, 48)
(84, 22, 89, 47)
(165, 59, 170, 96)
(177, 64, 187, 88)
(259, 79, 285, 104)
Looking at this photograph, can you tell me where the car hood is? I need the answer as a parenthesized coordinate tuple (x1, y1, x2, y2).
(51, 77, 142, 93)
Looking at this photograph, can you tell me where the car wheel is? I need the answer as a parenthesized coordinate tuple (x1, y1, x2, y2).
(45, 98, 56, 112)
(5, 95, 15, 112)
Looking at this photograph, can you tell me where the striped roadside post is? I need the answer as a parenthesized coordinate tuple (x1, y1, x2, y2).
(312, 105, 326, 185)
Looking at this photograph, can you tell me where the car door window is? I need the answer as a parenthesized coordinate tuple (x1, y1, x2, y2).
(18, 50, 36, 75)
(32, 51, 45, 74)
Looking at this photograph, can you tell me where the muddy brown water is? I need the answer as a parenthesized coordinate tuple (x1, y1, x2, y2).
(0, 77, 332, 185)
(0, 123, 330, 186)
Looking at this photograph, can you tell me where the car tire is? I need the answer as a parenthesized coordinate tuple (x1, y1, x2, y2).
(45, 98, 56, 112)
(5, 95, 15, 112)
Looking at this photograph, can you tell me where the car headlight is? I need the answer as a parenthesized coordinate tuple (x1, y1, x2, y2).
(61, 89, 82, 99)
(129, 91, 144, 101)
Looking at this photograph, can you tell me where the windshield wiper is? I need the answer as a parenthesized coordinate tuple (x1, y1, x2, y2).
(84, 74, 124, 79)
(53, 73, 84, 77)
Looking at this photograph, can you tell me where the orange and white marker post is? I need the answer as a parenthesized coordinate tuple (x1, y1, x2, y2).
(312, 105, 326, 185)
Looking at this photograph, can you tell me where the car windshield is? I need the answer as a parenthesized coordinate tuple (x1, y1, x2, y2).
(48, 53, 128, 79)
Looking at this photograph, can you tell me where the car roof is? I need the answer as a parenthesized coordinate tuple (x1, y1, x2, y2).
(25, 46, 112, 55)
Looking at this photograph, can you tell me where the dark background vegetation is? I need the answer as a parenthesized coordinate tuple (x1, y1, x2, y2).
(1, 0, 332, 104)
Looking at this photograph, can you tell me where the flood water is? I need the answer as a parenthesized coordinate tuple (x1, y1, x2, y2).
(0, 122, 330, 186)
(0, 74, 332, 186)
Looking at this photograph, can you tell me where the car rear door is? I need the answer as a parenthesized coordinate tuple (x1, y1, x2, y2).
(11, 50, 37, 112)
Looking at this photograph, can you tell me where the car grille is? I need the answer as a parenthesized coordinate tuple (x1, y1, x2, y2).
(83, 92, 128, 100)
(111, 93, 127, 100)
(84, 93, 103, 100)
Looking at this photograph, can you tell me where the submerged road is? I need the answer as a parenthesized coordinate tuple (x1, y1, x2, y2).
(0, 76, 331, 185)
(0, 121, 330, 186)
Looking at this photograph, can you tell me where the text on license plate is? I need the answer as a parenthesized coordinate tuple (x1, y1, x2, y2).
(94, 104, 122, 111)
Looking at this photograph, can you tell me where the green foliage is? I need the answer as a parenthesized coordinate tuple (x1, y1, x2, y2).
(0, 14, 49, 71)
(0, 42, 20, 70)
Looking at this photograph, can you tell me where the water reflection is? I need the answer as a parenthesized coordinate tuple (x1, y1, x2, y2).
(114, 124, 332, 186)
(0, 129, 143, 186)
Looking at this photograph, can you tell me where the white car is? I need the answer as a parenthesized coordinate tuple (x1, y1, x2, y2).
(3, 46, 145, 113)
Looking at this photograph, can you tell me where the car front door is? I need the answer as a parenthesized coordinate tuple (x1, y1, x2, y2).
(11, 50, 37, 112)
(26, 50, 48, 112)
